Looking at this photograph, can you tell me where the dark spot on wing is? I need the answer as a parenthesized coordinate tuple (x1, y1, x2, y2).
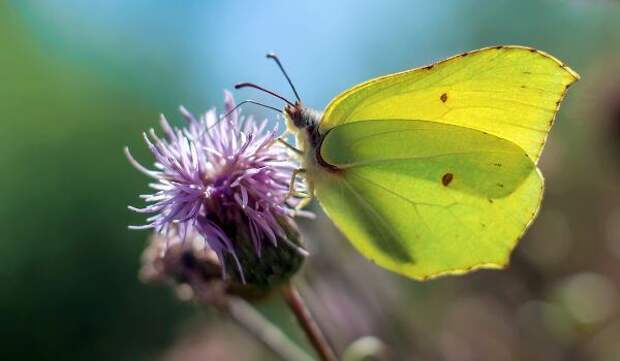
(493, 163, 502, 167)
(461, 52, 469, 57)
(440, 93, 448, 103)
(495, 45, 503, 50)
(521, 85, 527, 89)
(488, 198, 494, 204)
(497, 183, 504, 188)
(424, 65, 434, 70)
(523, 71, 532, 75)
(442, 173, 454, 186)
(529, 48, 537, 53)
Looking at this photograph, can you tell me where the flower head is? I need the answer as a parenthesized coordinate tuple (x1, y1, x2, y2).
(126, 92, 308, 284)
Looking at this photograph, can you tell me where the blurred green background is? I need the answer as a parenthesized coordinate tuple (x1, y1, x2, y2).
(2, 1, 619, 360)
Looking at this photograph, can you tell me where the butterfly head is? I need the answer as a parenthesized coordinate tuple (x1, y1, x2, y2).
(284, 102, 322, 131)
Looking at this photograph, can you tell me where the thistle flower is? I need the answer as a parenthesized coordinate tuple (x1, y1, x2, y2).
(126, 92, 309, 285)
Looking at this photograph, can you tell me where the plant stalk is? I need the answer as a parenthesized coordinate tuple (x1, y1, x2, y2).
(225, 296, 315, 361)
(185, 270, 312, 361)
(281, 283, 339, 361)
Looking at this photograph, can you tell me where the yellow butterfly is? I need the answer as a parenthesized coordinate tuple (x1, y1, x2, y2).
(235, 46, 579, 280)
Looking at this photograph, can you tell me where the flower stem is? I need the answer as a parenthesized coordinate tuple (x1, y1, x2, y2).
(281, 283, 339, 361)
(183, 270, 313, 361)
(225, 297, 315, 361)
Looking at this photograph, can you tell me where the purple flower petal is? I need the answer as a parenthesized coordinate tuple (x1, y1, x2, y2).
(127, 94, 310, 280)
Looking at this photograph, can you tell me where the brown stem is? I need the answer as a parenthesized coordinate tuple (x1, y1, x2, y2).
(184, 271, 313, 361)
(281, 283, 339, 361)
(225, 297, 314, 361)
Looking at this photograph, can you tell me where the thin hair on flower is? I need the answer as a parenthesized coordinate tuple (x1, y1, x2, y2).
(126, 92, 311, 281)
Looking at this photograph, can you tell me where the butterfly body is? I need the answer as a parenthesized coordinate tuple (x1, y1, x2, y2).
(280, 46, 579, 280)
(284, 103, 335, 190)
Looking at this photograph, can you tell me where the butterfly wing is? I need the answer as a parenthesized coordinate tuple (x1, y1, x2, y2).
(312, 119, 542, 280)
(320, 46, 579, 162)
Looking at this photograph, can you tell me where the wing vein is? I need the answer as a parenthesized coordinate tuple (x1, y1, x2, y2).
(335, 150, 518, 169)
(339, 175, 404, 247)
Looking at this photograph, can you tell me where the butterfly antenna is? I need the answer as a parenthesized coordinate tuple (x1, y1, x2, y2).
(266, 53, 301, 102)
(221, 100, 283, 120)
(234, 82, 295, 107)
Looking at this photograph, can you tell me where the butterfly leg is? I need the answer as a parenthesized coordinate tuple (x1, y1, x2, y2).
(287, 168, 308, 198)
(293, 195, 313, 210)
(277, 138, 303, 155)
(284, 168, 315, 213)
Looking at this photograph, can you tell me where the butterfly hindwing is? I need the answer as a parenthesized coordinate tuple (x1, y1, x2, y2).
(312, 119, 542, 280)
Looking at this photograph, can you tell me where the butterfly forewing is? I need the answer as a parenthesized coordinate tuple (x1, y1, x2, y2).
(320, 46, 579, 162)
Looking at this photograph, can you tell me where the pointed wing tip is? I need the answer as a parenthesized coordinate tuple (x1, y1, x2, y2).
(565, 66, 581, 82)
(514, 45, 581, 82)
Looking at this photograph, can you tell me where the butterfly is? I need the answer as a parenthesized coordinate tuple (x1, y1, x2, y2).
(234, 45, 579, 280)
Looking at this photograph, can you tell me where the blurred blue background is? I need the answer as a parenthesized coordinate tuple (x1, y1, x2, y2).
(2, 1, 620, 360)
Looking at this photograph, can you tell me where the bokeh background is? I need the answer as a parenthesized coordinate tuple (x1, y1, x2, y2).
(2, 1, 620, 360)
